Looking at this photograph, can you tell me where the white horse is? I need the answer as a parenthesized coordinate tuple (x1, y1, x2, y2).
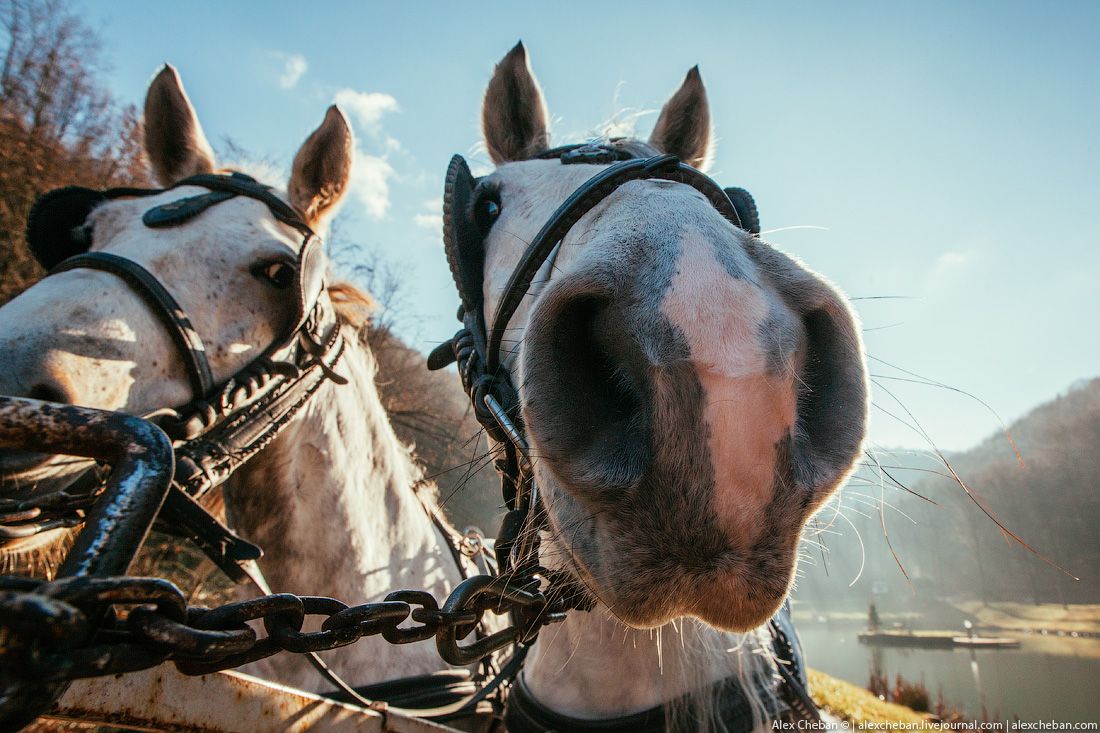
(0, 66, 466, 693)
(468, 44, 869, 730)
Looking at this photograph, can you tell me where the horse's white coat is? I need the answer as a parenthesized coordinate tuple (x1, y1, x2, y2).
(0, 66, 467, 690)
(227, 320, 464, 689)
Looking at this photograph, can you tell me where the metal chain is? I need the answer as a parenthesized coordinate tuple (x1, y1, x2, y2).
(0, 571, 566, 686)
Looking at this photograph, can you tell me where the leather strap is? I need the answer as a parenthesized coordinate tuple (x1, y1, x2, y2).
(170, 173, 313, 238)
(51, 251, 214, 397)
(504, 673, 767, 733)
(485, 154, 743, 372)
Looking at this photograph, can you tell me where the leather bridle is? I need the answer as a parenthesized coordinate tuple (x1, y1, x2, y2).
(429, 141, 820, 729)
(35, 172, 330, 399)
(428, 142, 760, 593)
(10, 173, 347, 578)
(17, 172, 524, 721)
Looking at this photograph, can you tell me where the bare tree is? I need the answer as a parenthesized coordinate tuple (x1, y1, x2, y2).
(0, 0, 147, 304)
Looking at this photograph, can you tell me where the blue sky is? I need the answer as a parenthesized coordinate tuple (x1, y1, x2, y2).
(76, 1, 1099, 451)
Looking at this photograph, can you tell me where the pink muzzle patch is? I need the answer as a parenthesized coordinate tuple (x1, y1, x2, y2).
(659, 229, 800, 551)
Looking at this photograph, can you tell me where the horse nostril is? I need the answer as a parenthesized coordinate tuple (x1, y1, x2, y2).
(27, 382, 71, 404)
(524, 292, 649, 492)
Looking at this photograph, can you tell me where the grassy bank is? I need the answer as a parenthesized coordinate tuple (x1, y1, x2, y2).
(809, 669, 927, 726)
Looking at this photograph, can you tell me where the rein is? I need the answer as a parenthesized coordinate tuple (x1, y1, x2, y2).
(429, 141, 820, 729)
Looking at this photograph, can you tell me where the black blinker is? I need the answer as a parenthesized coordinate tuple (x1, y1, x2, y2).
(723, 186, 761, 235)
(442, 155, 486, 313)
(427, 339, 458, 370)
(25, 186, 107, 270)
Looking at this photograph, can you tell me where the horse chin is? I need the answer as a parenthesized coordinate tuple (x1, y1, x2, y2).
(0, 526, 76, 582)
(0, 527, 72, 558)
(544, 493, 799, 632)
(0, 459, 94, 574)
(583, 554, 795, 632)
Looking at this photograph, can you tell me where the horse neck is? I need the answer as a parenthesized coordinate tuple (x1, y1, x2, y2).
(224, 329, 460, 605)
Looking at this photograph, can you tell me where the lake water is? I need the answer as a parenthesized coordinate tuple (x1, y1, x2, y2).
(798, 622, 1100, 723)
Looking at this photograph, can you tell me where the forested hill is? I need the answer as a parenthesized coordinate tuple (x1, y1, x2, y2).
(793, 377, 1100, 613)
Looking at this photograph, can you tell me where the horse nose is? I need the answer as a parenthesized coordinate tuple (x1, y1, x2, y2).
(0, 345, 78, 405)
(521, 278, 652, 494)
(0, 371, 78, 474)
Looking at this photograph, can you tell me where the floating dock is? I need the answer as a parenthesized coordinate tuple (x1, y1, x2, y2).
(857, 631, 1020, 649)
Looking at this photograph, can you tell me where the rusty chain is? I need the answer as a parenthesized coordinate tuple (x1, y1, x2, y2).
(0, 572, 566, 686)
(0, 395, 575, 731)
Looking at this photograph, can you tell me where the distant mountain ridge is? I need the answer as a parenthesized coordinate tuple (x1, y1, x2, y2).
(793, 377, 1100, 612)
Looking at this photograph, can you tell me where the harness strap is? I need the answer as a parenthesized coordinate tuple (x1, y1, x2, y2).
(504, 673, 769, 733)
(14, 173, 348, 584)
(170, 173, 314, 238)
(485, 153, 743, 372)
(51, 252, 214, 397)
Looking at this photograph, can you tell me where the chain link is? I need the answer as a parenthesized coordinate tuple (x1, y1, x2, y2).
(0, 571, 564, 686)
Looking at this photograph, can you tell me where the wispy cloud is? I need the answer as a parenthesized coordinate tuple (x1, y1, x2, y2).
(935, 251, 969, 268)
(329, 87, 402, 220)
(413, 213, 442, 230)
(350, 153, 395, 220)
(334, 89, 399, 130)
(277, 53, 307, 89)
(928, 250, 974, 286)
(412, 198, 442, 233)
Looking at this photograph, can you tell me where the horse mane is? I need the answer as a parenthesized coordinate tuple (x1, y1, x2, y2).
(328, 281, 377, 331)
(325, 279, 457, 528)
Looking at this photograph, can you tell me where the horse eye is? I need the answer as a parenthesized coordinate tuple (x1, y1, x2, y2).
(474, 197, 501, 231)
(252, 260, 296, 290)
(72, 224, 94, 248)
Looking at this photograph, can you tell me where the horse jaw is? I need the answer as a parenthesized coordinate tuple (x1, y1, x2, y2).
(521, 595, 777, 725)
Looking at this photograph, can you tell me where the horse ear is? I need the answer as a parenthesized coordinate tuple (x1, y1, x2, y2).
(649, 66, 712, 170)
(288, 105, 354, 229)
(482, 42, 550, 164)
(144, 65, 217, 186)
